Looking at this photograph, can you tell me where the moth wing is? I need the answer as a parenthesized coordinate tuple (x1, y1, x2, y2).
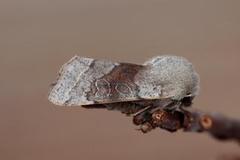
(135, 55, 200, 100)
(48, 56, 149, 106)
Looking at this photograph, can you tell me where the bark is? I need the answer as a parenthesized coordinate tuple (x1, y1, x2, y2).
(138, 109, 240, 143)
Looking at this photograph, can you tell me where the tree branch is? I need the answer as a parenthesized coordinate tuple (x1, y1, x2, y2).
(136, 109, 240, 143)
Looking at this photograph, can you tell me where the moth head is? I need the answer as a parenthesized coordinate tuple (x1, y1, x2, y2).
(137, 55, 200, 101)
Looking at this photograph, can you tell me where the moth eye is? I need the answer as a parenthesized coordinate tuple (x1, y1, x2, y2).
(182, 96, 193, 106)
(115, 83, 132, 95)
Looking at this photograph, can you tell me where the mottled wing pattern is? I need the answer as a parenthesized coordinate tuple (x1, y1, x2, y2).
(48, 55, 200, 132)
(135, 55, 200, 100)
(48, 55, 199, 107)
(49, 56, 147, 106)
(87, 61, 144, 104)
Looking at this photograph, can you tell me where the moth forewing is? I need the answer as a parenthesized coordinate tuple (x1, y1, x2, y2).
(48, 56, 152, 106)
(48, 56, 94, 106)
(49, 55, 199, 108)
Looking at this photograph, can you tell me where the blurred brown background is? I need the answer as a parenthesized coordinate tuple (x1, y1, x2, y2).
(1, 0, 240, 160)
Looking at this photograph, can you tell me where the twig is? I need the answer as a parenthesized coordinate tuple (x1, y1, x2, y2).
(139, 109, 240, 143)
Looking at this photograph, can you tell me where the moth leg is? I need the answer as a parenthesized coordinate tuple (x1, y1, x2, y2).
(144, 101, 178, 114)
(137, 122, 154, 133)
(132, 106, 153, 126)
(161, 101, 182, 112)
(133, 102, 177, 126)
(132, 105, 152, 117)
(82, 102, 144, 116)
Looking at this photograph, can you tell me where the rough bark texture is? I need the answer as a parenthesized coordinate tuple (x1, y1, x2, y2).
(141, 108, 240, 143)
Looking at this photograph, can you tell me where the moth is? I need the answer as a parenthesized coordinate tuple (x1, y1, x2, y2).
(48, 55, 200, 132)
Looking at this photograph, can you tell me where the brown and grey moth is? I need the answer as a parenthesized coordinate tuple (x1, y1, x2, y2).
(48, 55, 200, 132)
